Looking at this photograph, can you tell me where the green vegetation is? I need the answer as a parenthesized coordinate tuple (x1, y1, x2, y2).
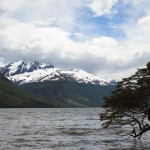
(20, 81, 115, 107)
(100, 62, 150, 138)
(0, 74, 55, 108)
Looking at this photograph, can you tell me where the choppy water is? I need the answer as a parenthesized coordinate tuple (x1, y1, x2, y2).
(0, 108, 150, 150)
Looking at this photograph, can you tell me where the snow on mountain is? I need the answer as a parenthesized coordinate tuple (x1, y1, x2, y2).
(0, 60, 54, 76)
(0, 60, 115, 85)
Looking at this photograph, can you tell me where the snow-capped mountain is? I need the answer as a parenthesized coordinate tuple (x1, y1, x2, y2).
(0, 60, 54, 76)
(0, 60, 116, 85)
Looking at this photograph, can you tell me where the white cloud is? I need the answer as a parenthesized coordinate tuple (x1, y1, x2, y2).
(84, 36, 120, 59)
(89, 0, 118, 17)
(0, 17, 120, 60)
(0, 0, 21, 16)
(91, 36, 118, 48)
(14, 0, 86, 31)
(0, 18, 75, 56)
(74, 33, 83, 37)
(120, 14, 150, 55)
(138, 16, 150, 32)
(124, 0, 145, 5)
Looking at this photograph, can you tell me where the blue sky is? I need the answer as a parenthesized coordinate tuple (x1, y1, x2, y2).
(0, 0, 150, 80)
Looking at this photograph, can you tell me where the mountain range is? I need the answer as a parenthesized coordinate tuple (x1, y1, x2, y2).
(0, 60, 115, 86)
(0, 60, 116, 107)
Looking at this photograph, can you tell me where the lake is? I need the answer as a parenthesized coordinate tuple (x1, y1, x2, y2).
(0, 108, 150, 150)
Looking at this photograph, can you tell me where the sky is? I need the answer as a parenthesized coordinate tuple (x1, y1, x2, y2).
(0, 0, 150, 80)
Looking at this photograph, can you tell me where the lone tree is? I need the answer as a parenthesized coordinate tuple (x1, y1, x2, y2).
(100, 62, 150, 139)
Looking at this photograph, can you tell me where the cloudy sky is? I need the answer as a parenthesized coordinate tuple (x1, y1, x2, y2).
(0, 0, 150, 80)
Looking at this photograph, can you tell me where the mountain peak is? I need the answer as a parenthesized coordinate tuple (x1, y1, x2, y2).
(72, 69, 84, 72)
(0, 60, 54, 76)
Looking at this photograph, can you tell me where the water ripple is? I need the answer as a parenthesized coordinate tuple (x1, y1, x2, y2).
(0, 108, 150, 150)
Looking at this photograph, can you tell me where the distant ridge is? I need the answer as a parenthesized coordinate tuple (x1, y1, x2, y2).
(0, 73, 55, 108)
(0, 60, 116, 85)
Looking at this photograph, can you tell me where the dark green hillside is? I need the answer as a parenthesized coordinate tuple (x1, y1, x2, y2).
(20, 81, 115, 107)
(0, 74, 55, 108)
